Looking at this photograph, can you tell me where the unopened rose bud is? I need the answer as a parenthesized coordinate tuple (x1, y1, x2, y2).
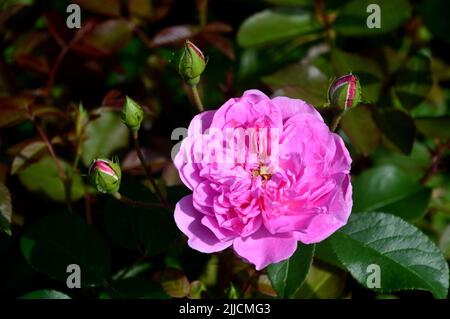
(328, 74, 362, 111)
(88, 158, 121, 194)
(178, 40, 207, 86)
(121, 96, 144, 132)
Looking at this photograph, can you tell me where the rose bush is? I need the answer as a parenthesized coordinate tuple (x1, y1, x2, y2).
(174, 90, 352, 270)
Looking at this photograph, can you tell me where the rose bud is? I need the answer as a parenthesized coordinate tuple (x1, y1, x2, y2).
(88, 158, 121, 194)
(121, 96, 144, 132)
(328, 74, 362, 111)
(178, 40, 207, 86)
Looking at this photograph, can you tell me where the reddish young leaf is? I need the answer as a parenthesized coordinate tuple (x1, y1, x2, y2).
(0, 97, 31, 128)
(73, 0, 122, 17)
(202, 33, 235, 60)
(81, 19, 134, 53)
(151, 25, 198, 47)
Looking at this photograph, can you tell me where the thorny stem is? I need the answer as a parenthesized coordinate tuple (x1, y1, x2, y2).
(191, 85, 205, 113)
(112, 192, 165, 209)
(420, 140, 450, 185)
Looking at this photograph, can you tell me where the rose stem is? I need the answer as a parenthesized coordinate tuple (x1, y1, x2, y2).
(330, 114, 343, 132)
(112, 192, 165, 209)
(132, 131, 172, 210)
(191, 85, 205, 113)
(84, 193, 93, 225)
(197, 0, 208, 29)
(420, 139, 450, 185)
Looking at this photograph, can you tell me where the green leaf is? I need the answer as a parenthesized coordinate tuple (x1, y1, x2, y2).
(11, 141, 46, 175)
(159, 268, 190, 298)
(20, 290, 71, 299)
(189, 280, 207, 299)
(103, 277, 169, 299)
(263, 61, 329, 106)
(73, 0, 121, 17)
(0, 232, 35, 295)
(353, 165, 431, 221)
(421, 0, 450, 43)
(294, 264, 346, 298)
(315, 240, 344, 269)
(238, 45, 309, 81)
(81, 110, 129, 166)
(138, 207, 177, 257)
(101, 197, 142, 250)
(20, 213, 111, 286)
(415, 118, 450, 139)
(372, 142, 430, 181)
(374, 109, 416, 155)
(18, 156, 84, 202)
(101, 183, 176, 254)
(237, 9, 321, 48)
(0, 97, 29, 128)
(394, 53, 432, 110)
(340, 105, 380, 156)
(439, 226, 450, 260)
(266, 0, 313, 6)
(330, 212, 449, 299)
(267, 243, 315, 298)
(334, 0, 411, 36)
(113, 261, 152, 280)
(227, 283, 239, 299)
(0, 183, 12, 235)
(84, 19, 133, 53)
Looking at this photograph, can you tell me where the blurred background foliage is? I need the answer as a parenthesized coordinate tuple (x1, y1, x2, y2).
(0, 0, 450, 299)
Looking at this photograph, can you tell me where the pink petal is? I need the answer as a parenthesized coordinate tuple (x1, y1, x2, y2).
(233, 227, 298, 270)
(201, 215, 237, 242)
(188, 110, 216, 135)
(272, 95, 323, 122)
(174, 195, 232, 253)
(294, 176, 352, 244)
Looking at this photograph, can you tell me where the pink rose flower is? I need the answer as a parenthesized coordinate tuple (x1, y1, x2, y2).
(174, 89, 352, 270)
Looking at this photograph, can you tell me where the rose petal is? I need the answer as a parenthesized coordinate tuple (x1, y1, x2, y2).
(272, 96, 323, 122)
(201, 215, 237, 242)
(233, 227, 297, 270)
(188, 110, 216, 136)
(174, 195, 232, 253)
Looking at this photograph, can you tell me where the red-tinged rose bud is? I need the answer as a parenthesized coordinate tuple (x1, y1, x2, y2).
(178, 40, 207, 86)
(88, 158, 121, 194)
(328, 74, 362, 111)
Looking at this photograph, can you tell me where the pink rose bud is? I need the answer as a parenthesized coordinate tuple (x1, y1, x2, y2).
(88, 158, 121, 194)
(328, 74, 362, 111)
